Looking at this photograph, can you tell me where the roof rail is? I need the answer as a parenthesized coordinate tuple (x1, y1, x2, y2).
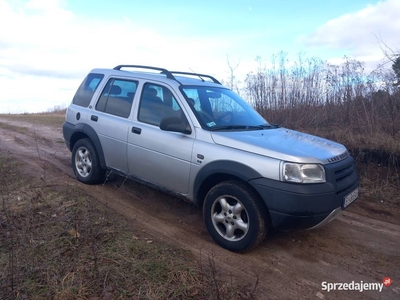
(169, 71, 221, 84)
(113, 65, 175, 80)
(113, 65, 221, 84)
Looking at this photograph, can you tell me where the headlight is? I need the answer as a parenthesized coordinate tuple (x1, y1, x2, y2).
(282, 162, 326, 183)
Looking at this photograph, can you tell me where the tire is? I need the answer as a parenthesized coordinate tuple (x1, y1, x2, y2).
(71, 138, 106, 184)
(203, 180, 267, 252)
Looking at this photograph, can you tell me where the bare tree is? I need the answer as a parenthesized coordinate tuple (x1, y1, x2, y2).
(375, 34, 399, 65)
(226, 55, 241, 92)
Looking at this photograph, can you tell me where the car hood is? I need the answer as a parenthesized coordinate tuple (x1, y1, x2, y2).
(211, 128, 348, 164)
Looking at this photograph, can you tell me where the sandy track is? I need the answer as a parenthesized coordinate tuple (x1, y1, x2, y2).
(0, 117, 399, 299)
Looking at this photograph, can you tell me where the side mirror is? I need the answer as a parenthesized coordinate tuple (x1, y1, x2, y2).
(160, 117, 191, 134)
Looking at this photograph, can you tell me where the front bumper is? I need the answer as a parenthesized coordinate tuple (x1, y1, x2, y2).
(308, 207, 343, 230)
(249, 156, 359, 230)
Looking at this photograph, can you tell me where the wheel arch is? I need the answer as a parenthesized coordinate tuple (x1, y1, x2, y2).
(68, 123, 107, 170)
(193, 160, 265, 209)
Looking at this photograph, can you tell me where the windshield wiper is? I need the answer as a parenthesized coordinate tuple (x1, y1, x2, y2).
(246, 124, 278, 130)
(209, 124, 279, 131)
(208, 125, 248, 131)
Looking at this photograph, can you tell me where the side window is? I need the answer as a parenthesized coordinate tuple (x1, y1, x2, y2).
(72, 73, 104, 107)
(138, 83, 184, 126)
(96, 78, 137, 118)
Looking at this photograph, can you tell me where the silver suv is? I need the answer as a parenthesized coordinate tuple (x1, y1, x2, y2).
(63, 65, 359, 252)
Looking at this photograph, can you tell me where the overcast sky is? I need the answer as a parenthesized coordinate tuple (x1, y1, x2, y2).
(0, 0, 399, 113)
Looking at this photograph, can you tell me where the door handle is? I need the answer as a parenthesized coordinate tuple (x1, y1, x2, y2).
(91, 115, 98, 122)
(131, 126, 142, 134)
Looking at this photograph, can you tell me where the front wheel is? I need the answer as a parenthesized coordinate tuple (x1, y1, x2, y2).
(71, 138, 105, 184)
(203, 180, 268, 252)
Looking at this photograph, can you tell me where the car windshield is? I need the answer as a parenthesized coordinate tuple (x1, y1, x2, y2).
(181, 86, 271, 131)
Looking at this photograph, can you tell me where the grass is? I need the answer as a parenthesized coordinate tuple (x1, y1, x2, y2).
(0, 154, 257, 300)
(0, 113, 65, 128)
(302, 126, 400, 167)
(0, 122, 29, 134)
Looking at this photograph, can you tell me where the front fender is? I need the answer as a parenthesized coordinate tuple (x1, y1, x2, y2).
(193, 160, 262, 206)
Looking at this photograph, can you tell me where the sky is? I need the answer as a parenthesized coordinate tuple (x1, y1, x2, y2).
(0, 0, 399, 113)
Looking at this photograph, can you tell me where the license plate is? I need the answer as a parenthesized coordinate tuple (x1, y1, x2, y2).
(343, 188, 359, 208)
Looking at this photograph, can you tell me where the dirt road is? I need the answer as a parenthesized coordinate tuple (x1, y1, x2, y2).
(0, 116, 399, 299)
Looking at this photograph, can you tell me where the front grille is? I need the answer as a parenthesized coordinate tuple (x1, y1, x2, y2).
(335, 164, 355, 181)
(325, 156, 358, 195)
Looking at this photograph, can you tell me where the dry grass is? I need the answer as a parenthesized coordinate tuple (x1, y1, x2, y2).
(298, 126, 400, 167)
(0, 113, 65, 128)
(260, 98, 400, 169)
(0, 122, 29, 134)
(0, 154, 257, 300)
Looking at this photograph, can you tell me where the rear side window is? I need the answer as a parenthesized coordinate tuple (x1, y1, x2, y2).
(72, 73, 104, 107)
(96, 78, 137, 118)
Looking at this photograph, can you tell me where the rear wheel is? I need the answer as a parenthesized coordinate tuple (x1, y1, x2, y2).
(203, 180, 267, 252)
(71, 138, 105, 184)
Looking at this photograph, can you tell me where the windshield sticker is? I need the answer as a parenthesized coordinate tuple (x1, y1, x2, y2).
(206, 122, 216, 127)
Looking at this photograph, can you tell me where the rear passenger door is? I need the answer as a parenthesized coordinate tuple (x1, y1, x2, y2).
(127, 82, 195, 194)
(89, 78, 137, 173)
